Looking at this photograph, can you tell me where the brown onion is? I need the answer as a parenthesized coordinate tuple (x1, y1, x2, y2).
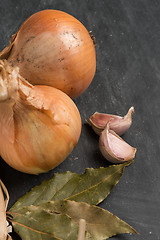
(0, 60, 81, 174)
(0, 10, 96, 99)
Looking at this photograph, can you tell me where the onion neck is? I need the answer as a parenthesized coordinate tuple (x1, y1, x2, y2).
(0, 60, 32, 105)
(0, 60, 19, 103)
(0, 33, 17, 60)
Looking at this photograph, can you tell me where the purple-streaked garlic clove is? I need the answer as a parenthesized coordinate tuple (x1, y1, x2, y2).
(88, 107, 134, 136)
(99, 122, 136, 163)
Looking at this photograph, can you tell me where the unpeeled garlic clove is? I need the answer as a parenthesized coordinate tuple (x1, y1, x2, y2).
(99, 123, 136, 163)
(88, 107, 134, 136)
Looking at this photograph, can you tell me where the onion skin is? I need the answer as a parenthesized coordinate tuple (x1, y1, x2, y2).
(0, 61, 81, 174)
(0, 181, 7, 240)
(0, 10, 96, 99)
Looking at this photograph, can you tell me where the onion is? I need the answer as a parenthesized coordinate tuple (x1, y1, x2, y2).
(0, 60, 81, 174)
(0, 10, 96, 99)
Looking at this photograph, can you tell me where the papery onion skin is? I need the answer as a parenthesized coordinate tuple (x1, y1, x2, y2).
(0, 181, 7, 240)
(0, 10, 96, 99)
(0, 62, 81, 174)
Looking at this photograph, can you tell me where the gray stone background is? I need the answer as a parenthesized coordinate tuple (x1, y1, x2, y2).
(0, 0, 160, 239)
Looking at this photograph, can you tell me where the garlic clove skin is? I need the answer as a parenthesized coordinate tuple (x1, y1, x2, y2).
(88, 114, 104, 135)
(99, 123, 136, 163)
(110, 107, 134, 136)
(0, 60, 81, 174)
(88, 107, 134, 136)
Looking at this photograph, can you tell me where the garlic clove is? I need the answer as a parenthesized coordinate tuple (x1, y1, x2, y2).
(99, 123, 136, 163)
(88, 107, 134, 136)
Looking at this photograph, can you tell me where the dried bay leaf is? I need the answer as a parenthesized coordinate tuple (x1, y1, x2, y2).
(11, 161, 132, 211)
(10, 200, 137, 240)
(10, 204, 79, 240)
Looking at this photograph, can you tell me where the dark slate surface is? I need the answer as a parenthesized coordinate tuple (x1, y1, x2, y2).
(0, 0, 160, 239)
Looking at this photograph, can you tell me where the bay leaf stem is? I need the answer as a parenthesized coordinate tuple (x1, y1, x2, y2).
(77, 219, 86, 240)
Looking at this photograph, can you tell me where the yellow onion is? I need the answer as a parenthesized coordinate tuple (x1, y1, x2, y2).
(0, 60, 81, 174)
(0, 10, 96, 99)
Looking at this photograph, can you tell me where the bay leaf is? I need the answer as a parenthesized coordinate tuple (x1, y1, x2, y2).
(10, 200, 137, 240)
(11, 161, 132, 211)
(10, 204, 79, 240)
